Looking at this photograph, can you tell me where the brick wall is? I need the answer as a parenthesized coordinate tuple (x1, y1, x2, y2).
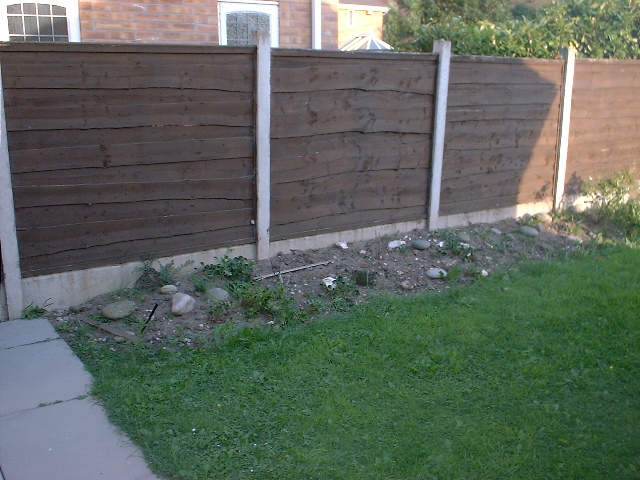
(337, 6, 385, 47)
(79, 0, 219, 43)
(79, 0, 339, 49)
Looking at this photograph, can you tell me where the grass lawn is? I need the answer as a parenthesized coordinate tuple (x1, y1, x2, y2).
(76, 244, 640, 479)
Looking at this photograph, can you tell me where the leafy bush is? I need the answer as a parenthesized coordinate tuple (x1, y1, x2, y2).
(583, 171, 640, 236)
(386, 0, 640, 59)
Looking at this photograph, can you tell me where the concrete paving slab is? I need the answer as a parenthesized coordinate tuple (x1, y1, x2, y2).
(0, 397, 160, 480)
(0, 319, 58, 350)
(0, 338, 92, 416)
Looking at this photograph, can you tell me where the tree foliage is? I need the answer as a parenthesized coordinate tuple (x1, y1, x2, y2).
(384, 0, 640, 59)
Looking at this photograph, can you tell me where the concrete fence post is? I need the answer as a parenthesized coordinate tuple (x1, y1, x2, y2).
(428, 40, 452, 231)
(255, 30, 272, 260)
(553, 46, 576, 211)
(0, 63, 24, 319)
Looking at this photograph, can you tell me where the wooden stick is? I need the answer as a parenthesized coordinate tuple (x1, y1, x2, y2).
(253, 260, 334, 281)
(78, 316, 141, 342)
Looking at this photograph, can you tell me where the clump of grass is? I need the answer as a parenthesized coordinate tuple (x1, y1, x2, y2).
(21, 299, 52, 319)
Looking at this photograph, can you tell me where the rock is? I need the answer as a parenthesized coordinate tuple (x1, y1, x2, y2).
(322, 277, 337, 289)
(481, 270, 489, 277)
(335, 241, 348, 249)
(490, 227, 502, 235)
(520, 225, 539, 237)
(101, 300, 136, 320)
(400, 280, 415, 290)
(388, 240, 406, 249)
(205, 287, 231, 303)
(160, 285, 178, 295)
(535, 212, 553, 225)
(411, 239, 431, 250)
(171, 293, 196, 316)
(458, 232, 471, 243)
(69, 304, 85, 314)
(426, 267, 447, 279)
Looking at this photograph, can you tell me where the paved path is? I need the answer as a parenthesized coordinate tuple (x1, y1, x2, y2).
(0, 318, 162, 480)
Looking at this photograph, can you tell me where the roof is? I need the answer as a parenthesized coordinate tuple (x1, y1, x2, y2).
(339, 0, 389, 9)
(339, 33, 393, 51)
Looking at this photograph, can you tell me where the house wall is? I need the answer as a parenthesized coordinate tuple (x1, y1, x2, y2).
(78, 0, 339, 49)
(337, 6, 385, 47)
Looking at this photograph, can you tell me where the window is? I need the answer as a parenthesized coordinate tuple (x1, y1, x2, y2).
(219, 1, 278, 47)
(0, 1, 80, 41)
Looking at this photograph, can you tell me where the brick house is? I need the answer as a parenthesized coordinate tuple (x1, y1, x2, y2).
(0, 0, 389, 49)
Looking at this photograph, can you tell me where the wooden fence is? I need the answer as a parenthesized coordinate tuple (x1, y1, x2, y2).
(0, 40, 639, 318)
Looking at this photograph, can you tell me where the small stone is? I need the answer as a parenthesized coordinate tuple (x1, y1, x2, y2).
(160, 285, 178, 295)
(458, 232, 471, 243)
(400, 280, 415, 290)
(411, 239, 431, 250)
(535, 212, 553, 225)
(520, 225, 539, 237)
(69, 304, 85, 314)
(566, 235, 583, 244)
(388, 240, 406, 249)
(490, 227, 502, 235)
(426, 267, 447, 279)
(101, 300, 136, 320)
(205, 287, 231, 303)
(171, 293, 196, 316)
(335, 241, 348, 249)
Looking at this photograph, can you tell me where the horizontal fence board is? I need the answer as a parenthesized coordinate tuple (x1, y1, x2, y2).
(8, 126, 254, 153)
(16, 197, 254, 228)
(447, 84, 560, 107)
(12, 157, 254, 186)
(443, 146, 557, 180)
(6, 100, 253, 131)
(449, 56, 564, 84)
(20, 225, 255, 277)
(271, 206, 426, 241)
(13, 178, 254, 208)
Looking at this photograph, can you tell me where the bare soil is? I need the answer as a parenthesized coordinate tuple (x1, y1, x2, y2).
(48, 214, 595, 350)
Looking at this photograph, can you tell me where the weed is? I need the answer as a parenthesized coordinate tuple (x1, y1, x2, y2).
(435, 230, 474, 260)
(583, 171, 640, 236)
(192, 274, 210, 293)
(21, 299, 52, 319)
(134, 260, 178, 291)
(208, 301, 232, 322)
(201, 254, 254, 284)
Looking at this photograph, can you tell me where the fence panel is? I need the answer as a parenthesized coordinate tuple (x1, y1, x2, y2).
(0, 44, 256, 277)
(564, 59, 640, 198)
(440, 56, 564, 216)
(270, 50, 437, 240)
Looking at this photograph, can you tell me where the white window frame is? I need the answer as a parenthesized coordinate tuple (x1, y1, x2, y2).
(218, 0, 279, 48)
(0, 0, 80, 42)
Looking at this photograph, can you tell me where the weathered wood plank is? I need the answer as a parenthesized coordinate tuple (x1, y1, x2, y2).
(450, 58, 563, 84)
(13, 178, 254, 208)
(9, 125, 253, 151)
(12, 157, 254, 186)
(444, 119, 559, 150)
(442, 146, 556, 179)
(16, 197, 254, 228)
(447, 84, 561, 107)
(272, 90, 432, 115)
(271, 205, 426, 241)
(5, 100, 253, 131)
(272, 106, 432, 138)
(272, 61, 437, 94)
(20, 225, 255, 277)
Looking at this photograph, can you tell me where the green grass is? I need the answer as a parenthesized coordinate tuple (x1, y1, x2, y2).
(76, 245, 640, 479)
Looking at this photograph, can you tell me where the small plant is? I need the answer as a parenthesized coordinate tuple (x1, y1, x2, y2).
(21, 299, 52, 319)
(192, 274, 210, 293)
(208, 301, 231, 322)
(435, 230, 474, 260)
(135, 260, 178, 291)
(583, 171, 640, 236)
(202, 254, 254, 284)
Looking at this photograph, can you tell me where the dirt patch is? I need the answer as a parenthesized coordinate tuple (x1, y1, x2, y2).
(48, 214, 594, 350)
